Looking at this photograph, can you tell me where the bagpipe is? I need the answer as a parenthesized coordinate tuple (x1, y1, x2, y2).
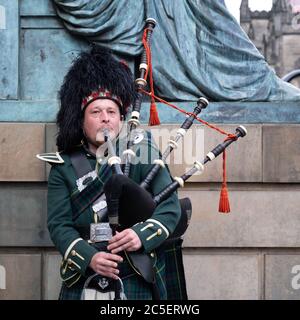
(84, 18, 247, 300)
(100, 18, 247, 236)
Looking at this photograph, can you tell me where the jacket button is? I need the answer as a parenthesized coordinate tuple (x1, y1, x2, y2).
(150, 252, 155, 258)
(157, 228, 162, 236)
(71, 250, 76, 256)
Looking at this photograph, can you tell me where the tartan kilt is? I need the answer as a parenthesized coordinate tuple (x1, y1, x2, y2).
(164, 238, 188, 300)
(58, 239, 187, 300)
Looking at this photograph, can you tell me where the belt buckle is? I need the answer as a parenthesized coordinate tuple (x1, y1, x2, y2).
(90, 223, 112, 242)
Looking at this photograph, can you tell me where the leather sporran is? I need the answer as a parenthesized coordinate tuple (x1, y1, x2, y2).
(81, 274, 127, 300)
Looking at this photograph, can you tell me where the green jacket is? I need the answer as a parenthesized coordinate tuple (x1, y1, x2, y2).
(46, 130, 181, 291)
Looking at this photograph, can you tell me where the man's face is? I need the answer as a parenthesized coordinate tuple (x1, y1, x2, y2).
(82, 99, 123, 149)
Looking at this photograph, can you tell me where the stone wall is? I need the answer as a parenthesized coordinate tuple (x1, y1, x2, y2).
(1, 0, 300, 300)
(1, 122, 300, 300)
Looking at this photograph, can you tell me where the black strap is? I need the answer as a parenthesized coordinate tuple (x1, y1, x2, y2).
(127, 251, 160, 300)
(69, 149, 106, 221)
(70, 149, 93, 178)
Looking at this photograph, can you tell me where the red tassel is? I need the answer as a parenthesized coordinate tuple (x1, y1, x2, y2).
(143, 31, 160, 126)
(149, 99, 160, 126)
(219, 150, 231, 213)
(219, 183, 230, 213)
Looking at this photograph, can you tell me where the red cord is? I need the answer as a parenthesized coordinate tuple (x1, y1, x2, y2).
(141, 29, 238, 213)
(142, 28, 160, 125)
(140, 88, 237, 140)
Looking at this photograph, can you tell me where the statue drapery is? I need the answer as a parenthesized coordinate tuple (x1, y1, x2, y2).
(52, 0, 300, 102)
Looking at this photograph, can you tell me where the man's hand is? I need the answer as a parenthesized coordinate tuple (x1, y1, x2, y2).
(107, 229, 142, 254)
(89, 251, 123, 280)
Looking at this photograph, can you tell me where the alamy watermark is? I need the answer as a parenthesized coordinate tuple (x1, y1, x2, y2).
(0, 265, 6, 290)
(291, 265, 300, 290)
(97, 124, 205, 174)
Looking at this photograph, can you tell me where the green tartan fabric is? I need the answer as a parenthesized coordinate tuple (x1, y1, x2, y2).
(164, 239, 188, 300)
(71, 178, 104, 217)
(58, 241, 187, 300)
(59, 248, 168, 300)
(71, 164, 111, 218)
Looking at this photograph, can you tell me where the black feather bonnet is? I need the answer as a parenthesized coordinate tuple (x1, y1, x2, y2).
(56, 45, 136, 152)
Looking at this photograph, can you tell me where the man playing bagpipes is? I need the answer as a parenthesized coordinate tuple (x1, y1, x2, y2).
(38, 44, 188, 300)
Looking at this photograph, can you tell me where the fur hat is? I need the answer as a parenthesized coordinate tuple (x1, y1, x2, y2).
(56, 45, 136, 152)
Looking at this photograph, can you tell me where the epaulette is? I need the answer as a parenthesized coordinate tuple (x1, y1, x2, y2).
(36, 152, 65, 164)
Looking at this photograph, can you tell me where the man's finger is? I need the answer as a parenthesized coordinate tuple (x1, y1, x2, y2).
(107, 236, 129, 251)
(101, 252, 123, 262)
(110, 243, 129, 254)
(109, 230, 126, 243)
